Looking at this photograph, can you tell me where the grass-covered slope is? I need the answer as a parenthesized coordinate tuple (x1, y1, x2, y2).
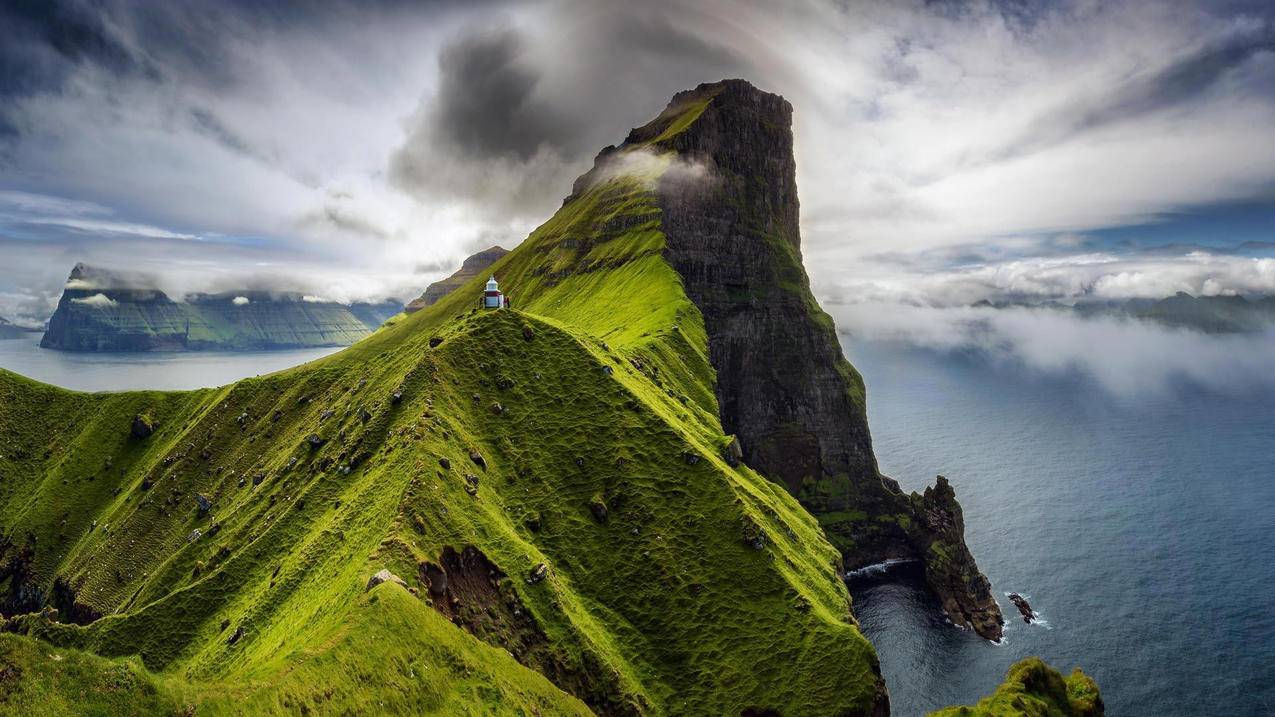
(0, 160, 888, 715)
(0, 78, 1099, 715)
(928, 658, 1103, 717)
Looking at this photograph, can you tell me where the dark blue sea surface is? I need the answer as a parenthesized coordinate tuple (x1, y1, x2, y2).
(844, 339, 1275, 716)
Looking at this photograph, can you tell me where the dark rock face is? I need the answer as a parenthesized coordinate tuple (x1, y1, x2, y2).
(405, 246, 510, 313)
(1009, 592, 1035, 623)
(609, 79, 1003, 640)
(130, 415, 155, 440)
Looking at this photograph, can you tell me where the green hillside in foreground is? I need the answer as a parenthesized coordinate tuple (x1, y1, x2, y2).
(0, 80, 1097, 715)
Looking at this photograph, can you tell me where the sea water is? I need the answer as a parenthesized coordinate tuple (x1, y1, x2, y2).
(844, 339, 1275, 716)
(0, 334, 341, 392)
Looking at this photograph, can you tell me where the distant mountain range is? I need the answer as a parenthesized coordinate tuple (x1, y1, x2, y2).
(974, 292, 1275, 334)
(40, 264, 403, 352)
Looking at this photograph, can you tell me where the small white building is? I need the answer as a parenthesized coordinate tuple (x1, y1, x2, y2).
(482, 276, 509, 309)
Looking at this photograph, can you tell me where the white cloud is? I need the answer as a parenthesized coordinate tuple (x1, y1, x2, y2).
(831, 301, 1275, 398)
(818, 247, 1275, 307)
(26, 217, 199, 241)
(232, 295, 250, 305)
(70, 293, 118, 308)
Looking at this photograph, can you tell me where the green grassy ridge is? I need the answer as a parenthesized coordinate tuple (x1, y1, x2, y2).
(928, 658, 1103, 717)
(0, 86, 1096, 715)
(0, 298, 884, 713)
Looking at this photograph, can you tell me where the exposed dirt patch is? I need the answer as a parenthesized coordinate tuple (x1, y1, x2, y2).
(419, 545, 640, 715)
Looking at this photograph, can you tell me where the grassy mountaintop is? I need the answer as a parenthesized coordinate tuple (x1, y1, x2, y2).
(0, 79, 1096, 715)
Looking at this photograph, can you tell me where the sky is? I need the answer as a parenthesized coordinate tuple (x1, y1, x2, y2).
(1, 0, 1274, 390)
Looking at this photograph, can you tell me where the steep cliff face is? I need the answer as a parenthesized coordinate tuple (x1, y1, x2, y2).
(585, 79, 1004, 639)
(41, 264, 400, 352)
(405, 246, 510, 313)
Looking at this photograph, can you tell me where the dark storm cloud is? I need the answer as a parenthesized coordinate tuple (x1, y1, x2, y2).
(388, 1, 753, 222)
(430, 26, 573, 161)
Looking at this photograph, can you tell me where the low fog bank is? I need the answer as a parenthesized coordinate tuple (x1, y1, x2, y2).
(828, 300, 1275, 398)
(0, 262, 427, 329)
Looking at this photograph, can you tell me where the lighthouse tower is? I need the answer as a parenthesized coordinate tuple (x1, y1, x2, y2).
(481, 276, 508, 309)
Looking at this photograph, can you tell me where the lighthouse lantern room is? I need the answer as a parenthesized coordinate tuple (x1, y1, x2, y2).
(481, 276, 509, 309)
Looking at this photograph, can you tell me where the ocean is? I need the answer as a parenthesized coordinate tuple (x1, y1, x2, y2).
(844, 339, 1275, 716)
(0, 334, 342, 392)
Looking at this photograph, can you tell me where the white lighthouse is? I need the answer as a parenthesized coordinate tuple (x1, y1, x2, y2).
(481, 276, 509, 309)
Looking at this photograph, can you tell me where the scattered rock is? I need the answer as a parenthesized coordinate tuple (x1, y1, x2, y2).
(187, 529, 202, 542)
(683, 452, 701, 465)
(305, 434, 324, 449)
(602, 365, 613, 375)
(438, 457, 451, 470)
(358, 407, 372, 422)
(468, 450, 486, 470)
(464, 473, 480, 496)
(236, 412, 249, 427)
(524, 513, 541, 532)
(320, 410, 334, 421)
(227, 626, 244, 645)
(220, 618, 230, 631)
(521, 325, 535, 341)
(722, 437, 744, 467)
(297, 395, 310, 405)
(336, 464, 352, 475)
(130, 415, 154, 439)
(742, 516, 766, 550)
(366, 568, 408, 592)
(490, 402, 503, 415)
(195, 494, 212, 513)
(527, 563, 548, 584)
(252, 472, 265, 486)
(390, 391, 403, 405)
(271, 409, 282, 422)
(140, 479, 153, 491)
(1008, 593, 1035, 623)
(589, 498, 609, 524)
(429, 336, 443, 348)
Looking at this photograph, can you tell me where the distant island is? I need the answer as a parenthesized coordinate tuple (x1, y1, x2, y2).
(0, 316, 41, 340)
(974, 292, 1275, 334)
(40, 263, 403, 352)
